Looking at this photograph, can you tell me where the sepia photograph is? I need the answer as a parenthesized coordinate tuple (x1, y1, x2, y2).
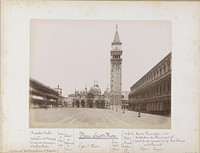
(30, 20, 172, 128)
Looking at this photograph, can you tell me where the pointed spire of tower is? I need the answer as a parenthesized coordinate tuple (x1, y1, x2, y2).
(113, 24, 121, 44)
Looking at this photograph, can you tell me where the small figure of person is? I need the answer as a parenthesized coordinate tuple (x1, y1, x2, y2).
(45, 102, 48, 110)
(138, 112, 141, 117)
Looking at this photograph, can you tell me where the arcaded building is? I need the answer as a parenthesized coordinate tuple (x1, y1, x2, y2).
(128, 52, 171, 115)
(30, 78, 60, 108)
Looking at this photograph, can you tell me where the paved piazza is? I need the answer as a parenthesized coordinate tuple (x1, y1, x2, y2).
(30, 108, 170, 129)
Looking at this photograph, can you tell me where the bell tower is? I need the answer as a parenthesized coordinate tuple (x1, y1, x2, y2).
(110, 25, 123, 111)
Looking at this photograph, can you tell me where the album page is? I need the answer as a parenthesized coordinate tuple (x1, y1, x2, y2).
(1, 1, 199, 153)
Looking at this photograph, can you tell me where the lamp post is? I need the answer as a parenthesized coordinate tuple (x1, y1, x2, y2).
(123, 102, 125, 113)
(138, 96, 141, 117)
(138, 104, 141, 117)
(112, 100, 113, 110)
(116, 97, 118, 112)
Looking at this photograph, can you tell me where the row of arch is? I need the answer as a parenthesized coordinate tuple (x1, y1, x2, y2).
(72, 99, 106, 109)
(113, 55, 121, 59)
(129, 100, 171, 115)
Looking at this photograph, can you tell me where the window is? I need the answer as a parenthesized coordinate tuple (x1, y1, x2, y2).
(168, 60, 171, 70)
(164, 65, 166, 73)
(168, 82, 171, 92)
(163, 83, 166, 93)
(160, 68, 162, 76)
(160, 85, 162, 93)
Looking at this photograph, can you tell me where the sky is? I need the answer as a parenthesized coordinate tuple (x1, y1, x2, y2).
(30, 20, 171, 96)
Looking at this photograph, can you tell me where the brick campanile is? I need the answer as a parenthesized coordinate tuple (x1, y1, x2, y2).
(110, 25, 123, 111)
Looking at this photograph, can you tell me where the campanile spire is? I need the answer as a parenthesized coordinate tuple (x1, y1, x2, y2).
(113, 24, 121, 44)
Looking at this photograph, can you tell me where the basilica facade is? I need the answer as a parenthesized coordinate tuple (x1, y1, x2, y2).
(73, 82, 110, 109)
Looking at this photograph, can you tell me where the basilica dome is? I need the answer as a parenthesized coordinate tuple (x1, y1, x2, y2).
(90, 85, 101, 95)
(104, 88, 110, 95)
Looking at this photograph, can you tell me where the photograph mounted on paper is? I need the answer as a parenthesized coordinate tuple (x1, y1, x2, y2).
(29, 20, 171, 128)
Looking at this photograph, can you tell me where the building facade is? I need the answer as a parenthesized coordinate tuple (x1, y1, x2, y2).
(121, 91, 129, 110)
(73, 82, 110, 109)
(110, 25, 123, 111)
(66, 94, 75, 108)
(54, 85, 62, 95)
(30, 78, 60, 108)
(54, 85, 66, 107)
(128, 52, 171, 115)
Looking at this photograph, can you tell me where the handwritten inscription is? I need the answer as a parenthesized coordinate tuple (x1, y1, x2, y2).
(8, 130, 188, 153)
(121, 131, 134, 153)
(79, 131, 118, 139)
(30, 130, 57, 150)
(64, 132, 75, 152)
(29, 130, 75, 153)
(135, 131, 186, 152)
(78, 142, 100, 152)
(78, 131, 118, 152)
(111, 139, 121, 152)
